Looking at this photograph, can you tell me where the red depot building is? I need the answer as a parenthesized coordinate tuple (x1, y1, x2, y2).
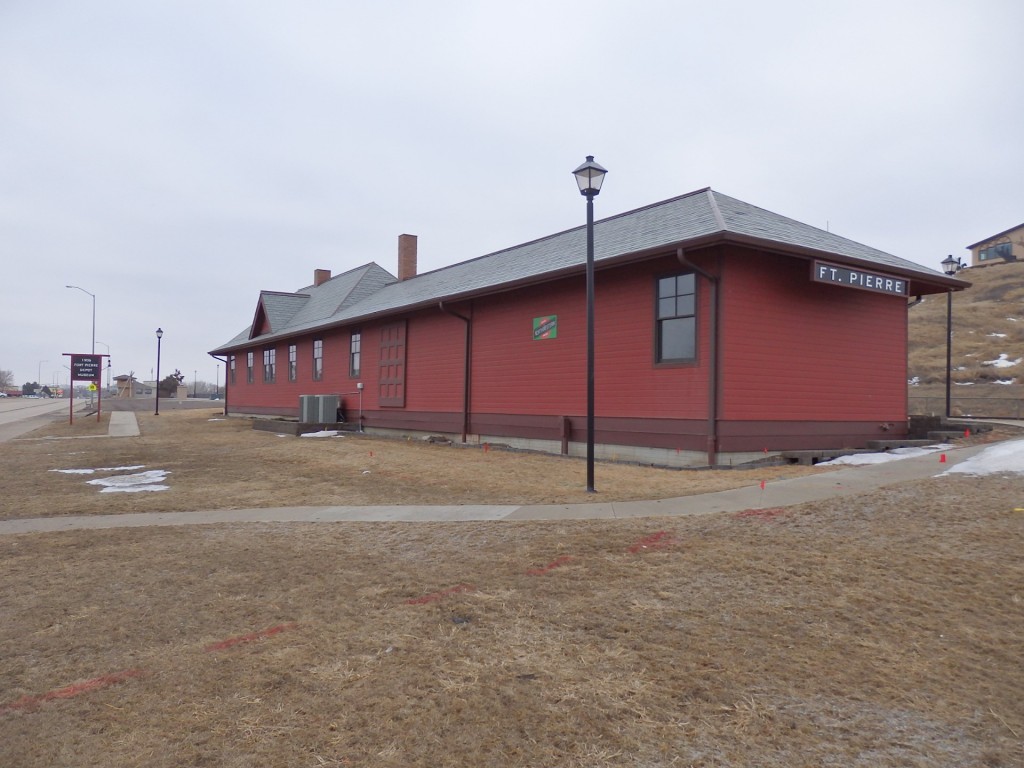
(210, 188, 967, 467)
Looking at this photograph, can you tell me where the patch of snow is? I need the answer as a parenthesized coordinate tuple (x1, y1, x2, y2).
(953, 382, 974, 386)
(300, 430, 341, 438)
(817, 444, 952, 467)
(208, 418, 225, 422)
(982, 354, 1022, 368)
(939, 439, 1024, 477)
(994, 378, 1016, 385)
(907, 376, 920, 386)
(87, 470, 169, 492)
(1007, 317, 1019, 322)
(98, 484, 170, 493)
(987, 332, 1008, 338)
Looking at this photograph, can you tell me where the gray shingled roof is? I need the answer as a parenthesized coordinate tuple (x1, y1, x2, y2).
(211, 188, 961, 354)
(258, 291, 309, 333)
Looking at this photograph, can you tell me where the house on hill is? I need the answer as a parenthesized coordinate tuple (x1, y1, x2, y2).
(967, 222, 1024, 266)
(209, 188, 967, 467)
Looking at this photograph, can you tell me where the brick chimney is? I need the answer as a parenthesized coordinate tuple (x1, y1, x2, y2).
(314, 268, 331, 287)
(398, 234, 417, 281)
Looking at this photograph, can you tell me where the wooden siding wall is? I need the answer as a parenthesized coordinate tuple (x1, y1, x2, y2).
(470, 254, 711, 420)
(718, 246, 908, 426)
(224, 245, 912, 457)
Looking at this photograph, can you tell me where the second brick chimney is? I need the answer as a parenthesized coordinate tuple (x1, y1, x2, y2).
(398, 234, 418, 281)
(314, 268, 332, 287)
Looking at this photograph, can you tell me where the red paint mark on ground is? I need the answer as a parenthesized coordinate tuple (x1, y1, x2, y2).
(525, 555, 574, 575)
(940, 453, 947, 463)
(204, 622, 299, 652)
(1, 668, 145, 713)
(734, 507, 786, 521)
(627, 531, 677, 554)
(405, 584, 475, 605)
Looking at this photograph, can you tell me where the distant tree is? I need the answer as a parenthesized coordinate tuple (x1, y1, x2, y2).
(40, 385, 53, 397)
(0, 369, 13, 389)
(158, 374, 183, 397)
(22, 382, 39, 395)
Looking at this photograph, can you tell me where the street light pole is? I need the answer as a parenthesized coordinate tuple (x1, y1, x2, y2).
(941, 255, 963, 419)
(572, 155, 608, 493)
(155, 328, 164, 416)
(38, 360, 47, 387)
(96, 341, 111, 391)
(66, 285, 96, 354)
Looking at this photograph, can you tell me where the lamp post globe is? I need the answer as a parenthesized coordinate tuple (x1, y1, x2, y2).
(571, 155, 608, 493)
(155, 328, 164, 416)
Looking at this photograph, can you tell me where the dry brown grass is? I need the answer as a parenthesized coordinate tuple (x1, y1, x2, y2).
(909, 260, 1024, 386)
(1, 477, 1022, 767)
(0, 408, 829, 520)
(1, 408, 1022, 766)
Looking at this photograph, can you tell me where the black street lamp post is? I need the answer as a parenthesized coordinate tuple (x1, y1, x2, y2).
(572, 155, 608, 492)
(155, 328, 164, 416)
(941, 255, 963, 419)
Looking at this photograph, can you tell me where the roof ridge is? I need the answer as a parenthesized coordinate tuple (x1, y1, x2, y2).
(394, 187, 717, 284)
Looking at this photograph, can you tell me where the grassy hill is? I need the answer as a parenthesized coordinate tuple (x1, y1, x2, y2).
(908, 258, 1024, 417)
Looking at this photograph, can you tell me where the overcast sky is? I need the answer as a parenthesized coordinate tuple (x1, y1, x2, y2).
(2, 0, 1021, 390)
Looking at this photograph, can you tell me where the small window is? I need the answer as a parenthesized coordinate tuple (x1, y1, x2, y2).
(656, 273, 696, 363)
(246, 351, 254, 384)
(288, 344, 297, 382)
(350, 331, 361, 378)
(312, 339, 323, 381)
(263, 348, 276, 383)
(229, 355, 236, 385)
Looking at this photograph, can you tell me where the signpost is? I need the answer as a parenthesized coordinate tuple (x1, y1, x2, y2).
(63, 353, 108, 424)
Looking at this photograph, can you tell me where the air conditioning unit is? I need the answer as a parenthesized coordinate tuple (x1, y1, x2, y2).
(317, 394, 340, 423)
(299, 395, 317, 423)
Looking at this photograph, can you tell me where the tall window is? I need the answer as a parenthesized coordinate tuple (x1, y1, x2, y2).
(656, 273, 696, 363)
(350, 330, 361, 378)
(246, 351, 254, 384)
(229, 355, 236, 385)
(312, 339, 323, 381)
(263, 348, 276, 383)
(288, 344, 297, 381)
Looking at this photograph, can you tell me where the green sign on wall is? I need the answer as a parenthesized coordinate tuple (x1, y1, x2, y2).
(533, 315, 557, 340)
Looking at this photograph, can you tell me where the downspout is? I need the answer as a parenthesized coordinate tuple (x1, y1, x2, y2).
(210, 354, 228, 416)
(677, 248, 720, 466)
(438, 301, 473, 442)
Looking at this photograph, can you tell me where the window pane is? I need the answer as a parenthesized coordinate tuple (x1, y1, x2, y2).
(660, 317, 695, 361)
(658, 297, 676, 319)
(658, 276, 676, 299)
(676, 273, 695, 294)
(676, 294, 694, 316)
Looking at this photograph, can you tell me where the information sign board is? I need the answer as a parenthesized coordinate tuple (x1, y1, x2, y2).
(70, 355, 103, 381)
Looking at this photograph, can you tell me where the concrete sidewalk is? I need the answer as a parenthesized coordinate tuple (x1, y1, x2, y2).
(107, 411, 140, 437)
(0, 442, 988, 535)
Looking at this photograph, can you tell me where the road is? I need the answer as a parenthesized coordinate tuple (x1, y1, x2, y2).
(0, 396, 220, 442)
(0, 397, 84, 442)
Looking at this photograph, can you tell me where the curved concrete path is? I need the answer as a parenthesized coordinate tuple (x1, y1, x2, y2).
(0, 442, 991, 535)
